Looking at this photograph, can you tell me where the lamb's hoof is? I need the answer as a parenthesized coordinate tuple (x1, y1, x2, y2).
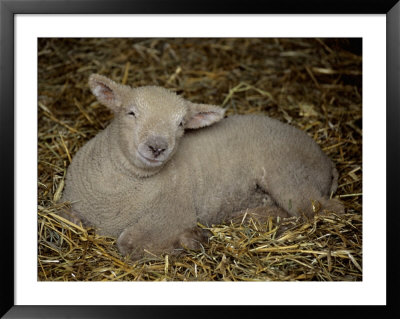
(177, 227, 212, 250)
(322, 198, 345, 214)
(58, 207, 84, 226)
(116, 229, 143, 260)
(312, 198, 345, 216)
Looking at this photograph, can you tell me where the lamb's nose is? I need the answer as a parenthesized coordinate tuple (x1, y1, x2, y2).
(147, 136, 168, 158)
(149, 145, 166, 157)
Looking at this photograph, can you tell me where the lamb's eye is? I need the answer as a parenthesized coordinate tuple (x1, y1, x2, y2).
(128, 111, 136, 117)
(179, 121, 183, 127)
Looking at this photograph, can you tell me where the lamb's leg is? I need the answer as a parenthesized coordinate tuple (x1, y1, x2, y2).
(315, 197, 345, 215)
(173, 227, 213, 251)
(117, 226, 165, 260)
(278, 192, 345, 218)
(256, 178, 344, 218)
(117, 224, 211, 260)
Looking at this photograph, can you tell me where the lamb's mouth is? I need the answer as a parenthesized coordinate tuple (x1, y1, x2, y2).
(137, 151, 164, 166)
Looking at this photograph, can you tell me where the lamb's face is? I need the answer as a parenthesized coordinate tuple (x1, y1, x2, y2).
(88, 73, 225, 174)
(117, 87, 187, 170)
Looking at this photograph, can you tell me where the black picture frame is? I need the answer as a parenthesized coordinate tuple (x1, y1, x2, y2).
(1, 0, 399, 318)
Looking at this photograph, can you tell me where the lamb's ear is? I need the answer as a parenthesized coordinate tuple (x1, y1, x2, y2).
(185, 102, 225, 129)
(89, 74, 123, 111)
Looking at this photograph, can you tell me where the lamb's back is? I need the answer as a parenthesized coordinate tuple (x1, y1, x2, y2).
(173, 114, 335, 220)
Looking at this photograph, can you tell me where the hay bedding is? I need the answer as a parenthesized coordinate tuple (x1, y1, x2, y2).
(38, 38, 362, 281)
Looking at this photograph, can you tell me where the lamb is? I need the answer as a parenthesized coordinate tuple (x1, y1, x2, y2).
(61, 73, 343, 260)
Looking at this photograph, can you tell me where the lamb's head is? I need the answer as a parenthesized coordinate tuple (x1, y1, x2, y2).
(89, 74, 225, 175)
